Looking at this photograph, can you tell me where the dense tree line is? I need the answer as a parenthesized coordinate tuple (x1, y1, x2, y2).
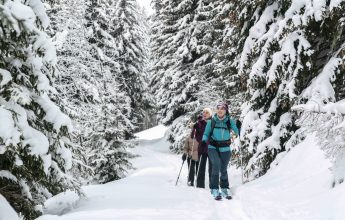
(1, 0, 345, 218)
(0, 0, 150, 218)
(150, 0, 345, 182)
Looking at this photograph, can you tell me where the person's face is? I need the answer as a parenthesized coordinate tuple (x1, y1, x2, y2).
(202, 110, 210, 120)
(216, 106, 226, 118)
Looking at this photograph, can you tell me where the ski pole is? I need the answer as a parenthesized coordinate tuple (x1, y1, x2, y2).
(195, 141, 205, 187)
(195, 153, 202, 187)
(230, 132, 244, 184)
(187, 132, 196, 186)
(175, 160, 185, 186)
(237, 135, 244, 184)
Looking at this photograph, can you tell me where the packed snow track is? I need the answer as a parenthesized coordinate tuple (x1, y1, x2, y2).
(37, 125, 344, 220)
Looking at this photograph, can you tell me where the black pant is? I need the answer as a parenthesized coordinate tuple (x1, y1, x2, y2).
(187, 158, 199, 186)
(196, 153, 212, 188)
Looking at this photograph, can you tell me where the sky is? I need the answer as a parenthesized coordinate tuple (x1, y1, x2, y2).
(137, 0, 154, 15)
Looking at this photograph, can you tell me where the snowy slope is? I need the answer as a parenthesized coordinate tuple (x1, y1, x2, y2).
(237, 134, 345, 220)
(36, 125, 344, 220)
(0, 194, 19, 220)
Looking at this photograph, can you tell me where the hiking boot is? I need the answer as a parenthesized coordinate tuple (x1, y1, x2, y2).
(211, 189, 221, 200)
(220, 188, 232, 200)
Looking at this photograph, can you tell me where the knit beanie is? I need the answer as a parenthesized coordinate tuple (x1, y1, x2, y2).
(203, 107, 213, 116)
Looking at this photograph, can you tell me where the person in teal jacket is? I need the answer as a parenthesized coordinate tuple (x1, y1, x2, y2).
(201, 102, 239, 200)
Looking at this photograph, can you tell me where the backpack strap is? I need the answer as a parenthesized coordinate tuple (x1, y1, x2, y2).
(236, 119, 242, 135)
(209, 118, 232, 138)
(209, 118, 216, 138)
(226, 120, 231, 132)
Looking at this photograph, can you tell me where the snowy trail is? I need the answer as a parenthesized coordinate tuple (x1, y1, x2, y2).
(37, 125, 345, 220)
(37, 125, 250, 220)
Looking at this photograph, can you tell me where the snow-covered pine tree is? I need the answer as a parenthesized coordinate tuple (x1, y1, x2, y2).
(87, 65, 134, 183)
(211, 1, 246, 117)
(112, 0, 150, 134)
(149, 0, 167, 107)
(84, 0, 138, 184)
(160, 0, 201, 123)
(290, 1, 345, 187)
(48, 0, 101, 183)
(190, 0, 222, 95)
(150, 0, 210, 152)
(134, 3, 156, 131)
(0, 0, 79, 218)
(236, 0, 345, 179)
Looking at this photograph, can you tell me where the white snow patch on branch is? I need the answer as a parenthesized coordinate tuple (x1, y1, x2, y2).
(7, 103, 49, 155)
(35, 94, 73, 132)
(1, 0, 37, 34)
(302, 57, 341, 103)
(330, 0, 345, 10)
(0, 170, 18, 182)
(27, 0, 50, 29)
(0, 107, 20, 146)
(0, 68, 12, 87)
(293, 99, 345, 115)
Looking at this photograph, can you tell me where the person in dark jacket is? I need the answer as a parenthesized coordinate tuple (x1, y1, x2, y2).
(194, 108, 212, 188)
(202, 102, 239, 199)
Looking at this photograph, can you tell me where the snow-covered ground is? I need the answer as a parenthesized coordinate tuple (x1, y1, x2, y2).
(34, 125, 344, 220)
(237, 134, 345, 220)
(0, 194, 19, 220)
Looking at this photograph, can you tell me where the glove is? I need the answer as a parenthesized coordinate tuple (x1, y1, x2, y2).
(182, 153, 187, 161)
(201, 140, 207, 147)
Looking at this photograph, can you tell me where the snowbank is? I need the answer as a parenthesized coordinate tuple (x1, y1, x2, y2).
(0, 194, 19, 220)
(236, 134, 345, 220)
(42, 191, 80, 216)
(135, 124, 167, 140)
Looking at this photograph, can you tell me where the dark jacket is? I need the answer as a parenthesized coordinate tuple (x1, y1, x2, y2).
(192, 119, 208, 155)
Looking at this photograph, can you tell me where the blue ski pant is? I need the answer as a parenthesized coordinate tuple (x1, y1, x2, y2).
(208, 148, 231, 189)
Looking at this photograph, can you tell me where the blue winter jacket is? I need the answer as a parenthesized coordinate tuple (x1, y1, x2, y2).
(202, 114, 239, 152)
